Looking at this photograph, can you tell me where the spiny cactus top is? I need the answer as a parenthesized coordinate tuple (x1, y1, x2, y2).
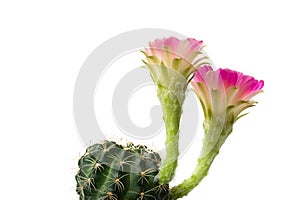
(76, 140, 169, 200)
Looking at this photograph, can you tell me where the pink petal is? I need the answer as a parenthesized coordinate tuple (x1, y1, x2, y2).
(194, 65, 213, 83)
(206, 70, 224, 91)
(150, 39, 164, 49)
(258, 80, 264, 90)
(219, 68, 238, 89)
(164, 36, 180, 51)
(187, 38, 203, 52)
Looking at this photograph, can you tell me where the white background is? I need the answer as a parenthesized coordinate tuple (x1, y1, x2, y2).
(1, 0, 299, 199)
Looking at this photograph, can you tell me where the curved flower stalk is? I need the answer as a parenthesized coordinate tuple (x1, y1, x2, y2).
(170, 66, 264, 199)
(142, 37, 209, 184)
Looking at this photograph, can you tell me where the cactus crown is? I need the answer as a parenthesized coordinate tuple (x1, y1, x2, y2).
(76, 140, 170, 200)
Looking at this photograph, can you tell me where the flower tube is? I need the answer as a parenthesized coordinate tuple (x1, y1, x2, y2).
(171, 66, 264, 199)
(143, 36, 207, 184)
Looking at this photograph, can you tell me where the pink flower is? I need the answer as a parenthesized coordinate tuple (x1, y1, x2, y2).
(143, 36, 204, 79)
(192, 66, 264, 121)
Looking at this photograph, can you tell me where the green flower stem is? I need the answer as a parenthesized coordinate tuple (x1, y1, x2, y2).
(170, 148, 219, 200)
(157, 84, 182, 184)
(170, 117, 233, 199)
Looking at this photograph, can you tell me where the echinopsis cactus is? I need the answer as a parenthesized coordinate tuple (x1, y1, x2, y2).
(76, 141, 169, 200)
(75, 36, 264, 200)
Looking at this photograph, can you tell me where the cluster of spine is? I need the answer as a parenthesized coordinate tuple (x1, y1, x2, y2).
(76, 140, 170, 200)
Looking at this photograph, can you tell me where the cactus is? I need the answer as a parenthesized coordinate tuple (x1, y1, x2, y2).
(75, 36, 264, 200)
(76, 140, 170, 200)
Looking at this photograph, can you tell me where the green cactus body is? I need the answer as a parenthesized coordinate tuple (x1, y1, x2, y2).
(76, 140, 170, 200)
